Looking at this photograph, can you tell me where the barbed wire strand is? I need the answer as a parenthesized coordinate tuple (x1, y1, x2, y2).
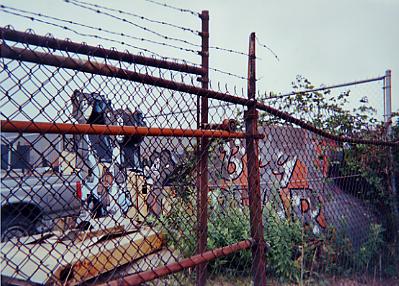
(209, 67, 248, 81)
(209, 45, 255, 58)
(255, 35, 279, 62)
(142, 0, 200, 17)
(145, 101, 237, 119)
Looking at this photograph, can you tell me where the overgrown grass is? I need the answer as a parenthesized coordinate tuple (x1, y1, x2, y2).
(158, 192, 392, 284)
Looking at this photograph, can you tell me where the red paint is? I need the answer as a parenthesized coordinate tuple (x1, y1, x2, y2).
(300, 199, 310, 213)
(288, 160, 309, 189)
(76, 181, 82, 200)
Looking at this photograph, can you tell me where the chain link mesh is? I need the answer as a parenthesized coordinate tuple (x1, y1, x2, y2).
(1, 25, 398, 286)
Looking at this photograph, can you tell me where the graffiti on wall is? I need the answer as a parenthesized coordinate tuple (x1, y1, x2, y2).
(276, 157, 327, 235)
(211, 137, 329, 235)
(143, 149, 176, 187)
(214, 139, 249, 206)
(142, 129, 371, 246)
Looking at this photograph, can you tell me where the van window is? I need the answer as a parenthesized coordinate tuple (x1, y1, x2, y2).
(1, 144, 9, 170)
(11, 145, 31, 170)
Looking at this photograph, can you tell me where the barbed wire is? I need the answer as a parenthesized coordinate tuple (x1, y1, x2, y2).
(209, 45, 254, 58)
(0, 12, 250, 83)
(1, 11, 253, 83)
(145, 101, 237, 119)
(255, 36, 279, 62)
(64, 0, 202, 49)
(209, 67, 248, 81)
(142, 0, 200, 17)
(0, 5, 201, 56)
(68, 0, 201, 35)
(0, 4, 261, 84)
(67, 0, 266, 60)
(0, 7, 197, 64)
(64, 0, 281, 78)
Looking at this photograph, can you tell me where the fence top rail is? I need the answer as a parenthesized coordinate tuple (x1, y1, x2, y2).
(264, 76, 386, 100)
(0, 27, 205, 76)
(0, 44, 252, 107)
(255, 101, 398, 147)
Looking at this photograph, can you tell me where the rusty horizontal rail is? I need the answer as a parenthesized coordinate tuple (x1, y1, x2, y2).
(1, 120, 265, 139)
(0, 27, 205, 75)
(266, 76, 386, 100)
(99, 239, 253, 286)
(0, 44, 251, 107)
(255, 102, 399, 147)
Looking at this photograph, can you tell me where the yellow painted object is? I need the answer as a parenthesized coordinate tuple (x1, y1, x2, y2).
(1, 222, 163, 286)
(126, 172, 148, 220)
(59, 151, 77, 175)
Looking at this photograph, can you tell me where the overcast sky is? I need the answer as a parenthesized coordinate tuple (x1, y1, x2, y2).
(1, 0, 398, 118)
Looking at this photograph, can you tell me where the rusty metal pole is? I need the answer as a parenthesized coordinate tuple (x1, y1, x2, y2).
(196, 10, 209, 286)
(245, 32, 267, 286)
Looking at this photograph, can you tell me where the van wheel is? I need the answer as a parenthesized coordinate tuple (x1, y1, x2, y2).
(1, 214, 36, 242)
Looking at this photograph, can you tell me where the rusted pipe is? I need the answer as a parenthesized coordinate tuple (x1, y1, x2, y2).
(0, 27, 205, 76)
(269, 76, 386, 100)
(0, 44, 251, 107)
(255, 101, 398, 146)
(0, 120, 263, 139)
(98, 239, 252, 286)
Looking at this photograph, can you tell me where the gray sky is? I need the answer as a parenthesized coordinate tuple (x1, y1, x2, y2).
(1, 0, 398, 119)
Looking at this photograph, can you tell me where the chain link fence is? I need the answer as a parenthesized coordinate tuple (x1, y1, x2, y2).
(1, 6, 398, 286)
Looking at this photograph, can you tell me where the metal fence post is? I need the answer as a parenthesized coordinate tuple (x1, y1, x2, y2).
(384, 70, 397, 194)
(196, 10, 209, 286)
(384, 70, 399, 230)
(384, 70, 392, 134)
(245, 32, 267, 286)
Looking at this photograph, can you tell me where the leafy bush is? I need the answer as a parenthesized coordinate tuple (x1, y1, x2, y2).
(207, 203, 252, 276)
(354, 223, 384, 271)
(162, 194, 304, 281)
(159, 196, 197, 258)
(160, 193, 252, 277)
(264, 207, 302, 282)
(310, 223, 385, 279)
